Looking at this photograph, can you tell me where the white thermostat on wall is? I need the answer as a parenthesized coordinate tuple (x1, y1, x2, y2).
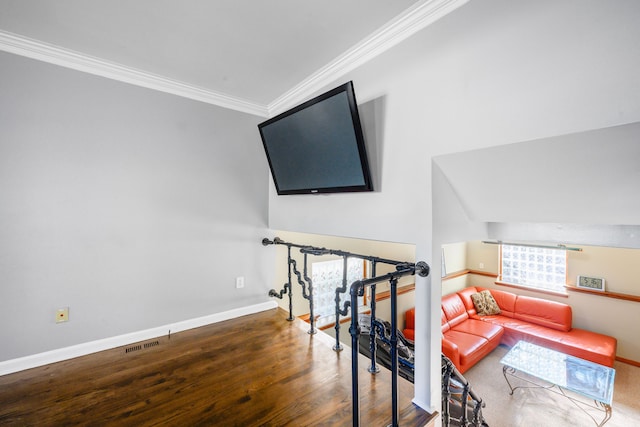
(576, 275, 605, 292)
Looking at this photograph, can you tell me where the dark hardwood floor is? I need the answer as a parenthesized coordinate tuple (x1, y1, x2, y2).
(0, 308, 435, 426)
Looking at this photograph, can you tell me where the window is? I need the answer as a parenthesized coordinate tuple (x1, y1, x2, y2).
(500, 244, 567, 293)
(312, 258, 367, 327)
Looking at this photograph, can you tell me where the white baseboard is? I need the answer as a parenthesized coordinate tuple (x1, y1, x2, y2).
(412, 397, 437, 414)
(0, 301, 277, 376)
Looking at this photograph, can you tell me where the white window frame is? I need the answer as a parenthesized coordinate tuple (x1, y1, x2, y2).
(499, 244, 567, 294)
(311, 257, 368, 328)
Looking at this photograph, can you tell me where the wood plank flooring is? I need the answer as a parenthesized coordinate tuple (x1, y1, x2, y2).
(0, 308, 435, 426)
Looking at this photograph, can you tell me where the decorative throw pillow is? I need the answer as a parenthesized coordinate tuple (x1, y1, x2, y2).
(470, 290, 501, 316)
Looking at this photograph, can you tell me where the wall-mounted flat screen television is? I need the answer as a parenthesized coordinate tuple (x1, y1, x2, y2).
(258, 81, 373, 195)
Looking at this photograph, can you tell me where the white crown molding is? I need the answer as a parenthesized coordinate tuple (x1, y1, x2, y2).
(0, 301, 277, 376)
(0, 30, 269, 117)
(268, 0, 470, 116)
(0, 0, 467, 118)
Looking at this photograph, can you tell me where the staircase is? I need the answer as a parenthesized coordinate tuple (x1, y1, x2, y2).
(442, 354, 489, 427)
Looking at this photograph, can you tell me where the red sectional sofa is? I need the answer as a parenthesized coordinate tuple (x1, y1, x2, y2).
(403, 286, 617, 374)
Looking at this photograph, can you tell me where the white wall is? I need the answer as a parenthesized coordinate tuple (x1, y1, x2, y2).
(0, 52, 272, 362)
(267, 0, 640, 412)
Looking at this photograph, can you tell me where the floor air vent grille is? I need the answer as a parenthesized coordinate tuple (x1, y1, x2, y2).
(125, 340, 160, 354)
(125, 345, 142, 353)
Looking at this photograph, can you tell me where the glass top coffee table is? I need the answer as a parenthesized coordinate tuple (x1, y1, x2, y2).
(500, 341, 615, 426)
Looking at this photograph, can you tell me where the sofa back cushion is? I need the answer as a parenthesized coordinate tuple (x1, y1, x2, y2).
(489, 289, 517, 317)
(514, 295, 572, 332)
(441, 293, 469, 328)
(456, 287, 480, 315)
(441, 309, 450, 333)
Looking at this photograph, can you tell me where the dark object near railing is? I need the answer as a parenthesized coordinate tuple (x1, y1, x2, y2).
(358, 315, 415, 383)
(442, 353, 488, 427)
(348, 262, 430, 427)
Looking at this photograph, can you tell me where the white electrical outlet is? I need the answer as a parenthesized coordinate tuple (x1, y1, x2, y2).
(235, 276, 245, 289)
(479, 262, 485, 269)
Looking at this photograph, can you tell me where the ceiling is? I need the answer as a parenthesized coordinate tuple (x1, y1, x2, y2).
(433, 121, 640, 225)
(0, 0, 468, 116)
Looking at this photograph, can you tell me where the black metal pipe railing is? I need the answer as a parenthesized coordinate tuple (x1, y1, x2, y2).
(267, 243, 295, 321)
(367, 262, 380, 374)
(301, 252, 316, 334)
(348, 261, 430, 427)
(263, 237, 418, 348)
(334, 255, 349, 351)
(441, 354, 486, 427)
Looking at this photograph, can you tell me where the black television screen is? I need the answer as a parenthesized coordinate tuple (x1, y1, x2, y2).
(258, 81, 373, 195)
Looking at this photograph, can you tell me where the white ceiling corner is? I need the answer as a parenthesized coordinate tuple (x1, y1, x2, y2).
(0, 0, 468, 118)
(268, 0, 470, 116)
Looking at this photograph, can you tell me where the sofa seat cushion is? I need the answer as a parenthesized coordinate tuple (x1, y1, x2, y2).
(472, 314, 532, 332)
(452, 319, 504, 346)
(506, 323, 617, 367)
(473, 315, 530, 348)
(443, 330, 496, 373)
(556, 328, 617, 367)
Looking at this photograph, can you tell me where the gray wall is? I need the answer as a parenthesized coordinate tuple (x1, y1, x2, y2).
(0, 52, 272, 361)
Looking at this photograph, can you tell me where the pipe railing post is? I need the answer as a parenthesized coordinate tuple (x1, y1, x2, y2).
(389, 276, 399, 427)
(285, 246, 294, 321)
(349, 280, 362, 427)
(290, 253, 316, 333)
(302, 252, 317, 335)
(441, 355, 453, 427)
(461, 384, 470, 426)
(368, 262, 380, 374)
(334, 255, 349, 352)
(264, 238, 296, 321)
